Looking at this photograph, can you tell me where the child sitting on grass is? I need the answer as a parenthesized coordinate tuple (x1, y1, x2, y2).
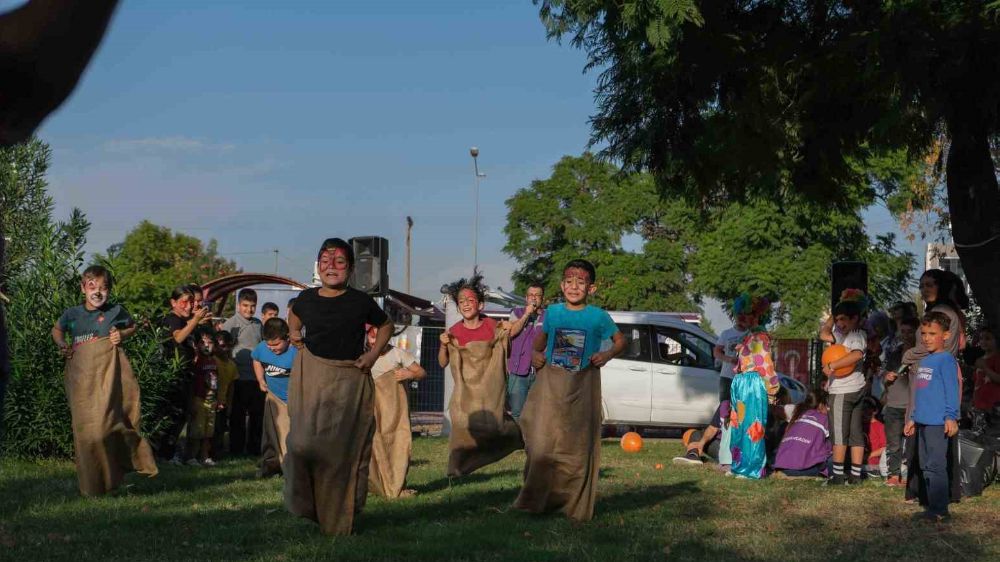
(772, 389, 831, 478)
(673, 400, 731, 467)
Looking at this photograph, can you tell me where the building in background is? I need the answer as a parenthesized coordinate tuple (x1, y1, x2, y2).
(925, 242, 970, 292)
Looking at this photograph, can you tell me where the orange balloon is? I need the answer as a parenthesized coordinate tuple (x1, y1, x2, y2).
(620, 431, 643, 453)
(822, 344, 856, 377)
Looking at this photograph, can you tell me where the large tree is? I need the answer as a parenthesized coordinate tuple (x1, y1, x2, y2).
(504, 154, 912, 334)
(535, 1, 1000, 325)
(504, 153, 700, 312)
(98, 221, 239, 317)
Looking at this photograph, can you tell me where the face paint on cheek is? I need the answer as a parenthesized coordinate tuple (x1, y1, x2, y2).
(562, 268, 592, 286)
(319, 249, 350, 272)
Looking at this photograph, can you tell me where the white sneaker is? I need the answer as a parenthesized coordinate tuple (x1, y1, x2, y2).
(168, 455, 183, 466)
(185, 458, 201, 467)
(672, 450, 704, 465)
(202, 458, 217, 467)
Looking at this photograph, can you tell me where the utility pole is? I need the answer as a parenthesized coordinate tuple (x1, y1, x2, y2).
(273, 249, 279, 274)
(406, 216, 413, 294)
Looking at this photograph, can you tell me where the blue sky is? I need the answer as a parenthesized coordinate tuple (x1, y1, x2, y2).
(17, 1, 928, 330)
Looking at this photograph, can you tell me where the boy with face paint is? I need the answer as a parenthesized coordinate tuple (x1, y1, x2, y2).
(283, 238, 393, 535)
(52, 265, 135, 355)
(515, 259, 625, 521)
(51, 265, 158, 494)
(529, 261, 625, 373)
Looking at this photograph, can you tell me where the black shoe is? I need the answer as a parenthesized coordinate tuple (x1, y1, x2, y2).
(847, 474, 863, 485)
(824, 474, 848, 486)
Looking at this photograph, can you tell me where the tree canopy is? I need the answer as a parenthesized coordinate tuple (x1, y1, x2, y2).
(536, 0, 1000, 326)
(98, 221, 239, 317)
(504, 154, 913, 336)
(504, 153, 700, 313)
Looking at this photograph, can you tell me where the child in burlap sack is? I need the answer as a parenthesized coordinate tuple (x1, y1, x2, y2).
(515, 259, 626, 521)
(51, 265, 157, 495)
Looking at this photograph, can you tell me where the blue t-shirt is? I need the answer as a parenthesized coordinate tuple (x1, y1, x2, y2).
(542, 303, 619, 371)
(911, 351, 960, 425)
(251, 342, 297, 402)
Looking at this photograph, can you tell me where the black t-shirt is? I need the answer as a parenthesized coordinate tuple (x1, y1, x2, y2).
(162, 312, 195, 365)
(294, 287, 389, 360)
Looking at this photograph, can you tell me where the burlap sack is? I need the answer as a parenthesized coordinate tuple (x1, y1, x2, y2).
(64, 338, 158, 496)
(367, 368, 412, 498)
(513, 363, 601, 521)
(258, 392, 289, 477)
(283, 349, 374, 535)
(446, 328, 523, 477)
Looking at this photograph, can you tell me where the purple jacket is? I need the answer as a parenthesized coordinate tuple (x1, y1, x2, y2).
(773, 410, 831, 472)
(508, 306, 544, 376)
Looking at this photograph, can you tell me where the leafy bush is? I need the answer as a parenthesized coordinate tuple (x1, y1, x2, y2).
(1, 212, 183, 458)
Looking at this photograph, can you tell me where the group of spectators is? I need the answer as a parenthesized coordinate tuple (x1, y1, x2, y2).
(675, 267, 999, 520)
(159, 284, 297, 467)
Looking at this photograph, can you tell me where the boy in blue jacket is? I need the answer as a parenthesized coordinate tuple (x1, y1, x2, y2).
(904, 310, 960, 522)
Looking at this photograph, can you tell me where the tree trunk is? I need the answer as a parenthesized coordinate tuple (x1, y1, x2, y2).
(945, 119, 1000, 330)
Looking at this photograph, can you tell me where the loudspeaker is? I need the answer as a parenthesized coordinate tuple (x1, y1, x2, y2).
(831, 261, 868, 309)
(349, 236, 389, 295)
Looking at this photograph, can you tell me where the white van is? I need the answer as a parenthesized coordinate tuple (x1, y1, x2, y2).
(602, 311, 806, 429)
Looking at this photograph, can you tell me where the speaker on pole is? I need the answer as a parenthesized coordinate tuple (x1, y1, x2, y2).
(830, 261, 868, 309)
(349, 236, 389, 296)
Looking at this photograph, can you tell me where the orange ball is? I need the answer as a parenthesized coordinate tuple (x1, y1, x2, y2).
(681, 428, 697, 448)
(655, 463, 664, 470)
(620, 431, 643, 453)
(822, 344, 856, 378)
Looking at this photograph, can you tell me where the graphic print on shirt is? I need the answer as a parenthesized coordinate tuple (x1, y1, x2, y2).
(552, 328, 587, 372)
(916, 366, 933, 390)
(264, 363, 291, 378)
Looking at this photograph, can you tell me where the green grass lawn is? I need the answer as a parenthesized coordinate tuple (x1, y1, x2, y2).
(1, 438, 998, 561)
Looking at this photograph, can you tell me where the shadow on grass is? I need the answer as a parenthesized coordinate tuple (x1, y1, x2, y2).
(0, 459, 265, 515)
(2, 445, 994, 562)
(2, 481, 992, 562)
(415, 469, 520, 494)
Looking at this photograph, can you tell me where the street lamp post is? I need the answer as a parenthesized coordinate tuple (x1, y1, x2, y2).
(470, 147, 486, 270)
